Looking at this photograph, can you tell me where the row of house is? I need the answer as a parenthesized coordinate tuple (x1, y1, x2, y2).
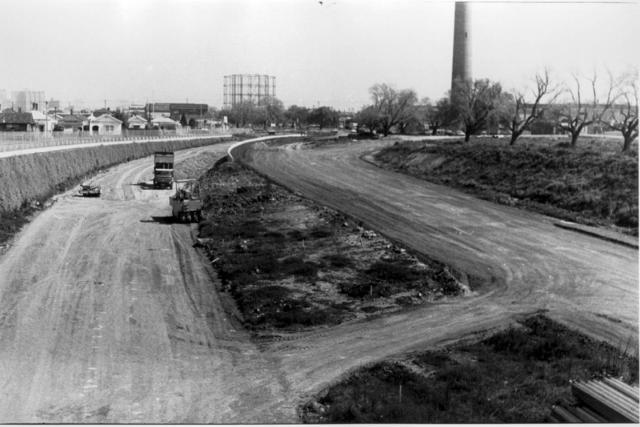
(0, 111, 183, 135)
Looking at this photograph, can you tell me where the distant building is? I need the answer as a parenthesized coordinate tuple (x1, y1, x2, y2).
(0, 111, 36, 131)
(57, 114, 89, 133)
(47, 99, 61, 111)
(128, 104, 146, 116)
(145, 103, 208, 124)
(223, 74, 276, 108)
(0, 90, 10, 111)
(127, 115, 148, 130)
(150, 116, 181, 131)
(31, 111, 58, 132)
(12, 90, 46, 112)
(88, 114, 122, 135)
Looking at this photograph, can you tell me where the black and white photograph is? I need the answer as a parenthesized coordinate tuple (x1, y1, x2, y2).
(0, 0, 638, 423)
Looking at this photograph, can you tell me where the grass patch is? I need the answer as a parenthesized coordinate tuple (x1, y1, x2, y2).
(366, 260, 422, 283)
(374, 137, 638, 235)
(304, 314, 638, 423)
(323, 253, 353, 268)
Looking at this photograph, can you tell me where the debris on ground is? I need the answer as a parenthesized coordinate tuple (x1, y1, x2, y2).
(196, 160, 476, 332)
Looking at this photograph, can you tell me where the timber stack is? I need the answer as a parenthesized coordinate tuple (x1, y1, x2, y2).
(549, 377, 639, 423)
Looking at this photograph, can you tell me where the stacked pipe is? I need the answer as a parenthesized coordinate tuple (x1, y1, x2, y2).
(548, 377, 638, 423)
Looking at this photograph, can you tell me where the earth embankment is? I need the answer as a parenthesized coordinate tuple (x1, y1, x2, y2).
(373, 137, 638, 235)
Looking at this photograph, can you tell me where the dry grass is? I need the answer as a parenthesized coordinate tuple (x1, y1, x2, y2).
(302, 314, 639, 423)
(374, 136, 638, 235)
(198, 161, 473, 331)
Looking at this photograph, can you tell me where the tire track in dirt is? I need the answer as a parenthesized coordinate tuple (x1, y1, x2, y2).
(235, 139, 638, 401)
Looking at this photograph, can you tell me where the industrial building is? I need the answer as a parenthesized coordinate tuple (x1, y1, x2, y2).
(145, 103, 208, 123)
(223, 74, 276, 108)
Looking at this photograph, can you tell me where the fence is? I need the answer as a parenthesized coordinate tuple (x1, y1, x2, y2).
(0, 128, 231, 154)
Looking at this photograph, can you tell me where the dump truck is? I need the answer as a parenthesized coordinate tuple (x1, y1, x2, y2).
(80, 183, 101, 197)
(169, 180, 203, 222)
(153, 151, 174, 188)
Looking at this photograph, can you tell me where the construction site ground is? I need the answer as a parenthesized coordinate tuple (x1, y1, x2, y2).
(196, 161, 472, 335)
(302, 313, 638, 423)
(0, 136, 637, 423)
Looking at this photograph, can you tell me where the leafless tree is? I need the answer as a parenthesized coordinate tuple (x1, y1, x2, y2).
(451, 78, 503, 142)
(558, 72, 618, 147)
(507, 70, 560, 145)
(607, 72, 638, 153)
(421, 97, 457, 135)
(369, 83, 418, 136)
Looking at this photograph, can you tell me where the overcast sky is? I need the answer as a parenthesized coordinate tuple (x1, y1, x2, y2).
(0, 0, 637, 110)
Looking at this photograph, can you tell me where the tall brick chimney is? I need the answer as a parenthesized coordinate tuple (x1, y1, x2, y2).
(451, 1, 471, 89)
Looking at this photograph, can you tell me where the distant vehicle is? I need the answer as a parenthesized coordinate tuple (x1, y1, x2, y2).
(170, 180, 203, 222)
(153, 151, 174, 188)
(80, 183, 101, 197)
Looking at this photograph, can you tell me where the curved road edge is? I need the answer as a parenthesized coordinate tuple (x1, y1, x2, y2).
(227, 134, 304, 161)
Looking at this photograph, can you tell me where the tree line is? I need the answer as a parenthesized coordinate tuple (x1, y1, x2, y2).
(218, 69, 637, 153)
(218, 97, 341, 131)
(354, 69, 638, 152)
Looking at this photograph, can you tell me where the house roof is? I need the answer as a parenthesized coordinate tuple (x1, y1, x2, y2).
(128, 115, 148, 123)
(31, 111, 56, 121)
(151, 116, 179, 124)
(91, 114, 123, 124)
(0, 111, 35, 125)
(59, 114, 87, 126)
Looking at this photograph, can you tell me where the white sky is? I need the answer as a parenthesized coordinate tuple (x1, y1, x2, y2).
(0, 0, 638, 110)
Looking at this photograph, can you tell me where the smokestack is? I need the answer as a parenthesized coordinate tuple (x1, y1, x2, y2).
(451, 1, 471, 89)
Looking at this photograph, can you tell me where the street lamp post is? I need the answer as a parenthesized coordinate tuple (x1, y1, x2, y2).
(45, 101, 48, 137)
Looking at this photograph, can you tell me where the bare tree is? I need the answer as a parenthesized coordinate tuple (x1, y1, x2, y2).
(422, 97, 457, 135)
(451, 78, 503, 142)
(607, 72, 638, 153)
(369, 83, 418, 136)
(558, 72, 618, 147)
(507, 70, 560, 145)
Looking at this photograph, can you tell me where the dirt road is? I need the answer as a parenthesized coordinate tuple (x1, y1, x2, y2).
(0, 138, 636, 422)
(0, 143, 293, 423)
(238, 139, 638, 396)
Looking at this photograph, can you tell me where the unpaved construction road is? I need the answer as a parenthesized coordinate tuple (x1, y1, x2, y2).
(0, 143, 293, 423)
(239, 139, 638, 395)
(0, 138, 637, 423)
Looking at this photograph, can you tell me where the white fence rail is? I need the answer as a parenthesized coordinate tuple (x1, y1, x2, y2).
(0, 129, 230, 154)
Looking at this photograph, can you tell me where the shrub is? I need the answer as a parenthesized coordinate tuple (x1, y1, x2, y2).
(287, 229, 307, 241)
(309, 225, 333, 238)
(280, 256, 320, 278)
(366, 260, 421, 283)
(339, 281, 393, 298)
(323, 253, 353, 268)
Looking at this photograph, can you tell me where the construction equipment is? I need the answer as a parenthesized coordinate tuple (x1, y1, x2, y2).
(170, 179, 203, 222)
(153, 151, 174, 188)
(80, 183, 101, 197)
